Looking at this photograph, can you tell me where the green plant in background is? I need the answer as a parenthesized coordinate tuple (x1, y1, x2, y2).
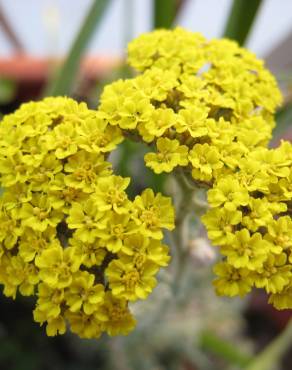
(0, 78, 16, 106)
(1, 0, 292, 369)
(44, 0, 112, 97)
(223, 0, 262, 45)
(153, 0, 176, 29)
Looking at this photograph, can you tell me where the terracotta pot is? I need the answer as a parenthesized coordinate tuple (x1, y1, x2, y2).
(0, 54, 120, 107)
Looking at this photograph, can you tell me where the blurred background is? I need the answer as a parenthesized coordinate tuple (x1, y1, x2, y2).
(1, 1, 292, 369)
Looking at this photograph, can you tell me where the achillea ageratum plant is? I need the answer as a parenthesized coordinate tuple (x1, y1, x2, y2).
(0, 28, 291, 340)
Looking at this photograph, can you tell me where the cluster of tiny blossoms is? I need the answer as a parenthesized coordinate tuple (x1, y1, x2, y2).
(99, 27, 281, 185)
(98, 28, 292, 308)
(0, 97, 174, 338)
(202, 141, 292, 309)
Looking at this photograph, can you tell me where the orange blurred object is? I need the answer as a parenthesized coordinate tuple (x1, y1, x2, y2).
(0, 55, 120, 82)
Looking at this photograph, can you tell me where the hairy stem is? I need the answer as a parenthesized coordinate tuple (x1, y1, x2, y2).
(171, 170, 207, 295)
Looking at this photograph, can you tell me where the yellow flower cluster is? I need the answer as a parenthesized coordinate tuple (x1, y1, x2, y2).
(98, 28, 292, 309)
(0, 27, 289, 336)
(99, 27, 282, 185)
(0, 97, 174, 338)
(202, 141, 292, 308)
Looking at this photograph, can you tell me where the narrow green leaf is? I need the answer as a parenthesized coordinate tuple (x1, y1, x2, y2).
(153, 0, 176, 29)
(199, 330, 253, 368)
(44, 0, 111, 97)
(246, 320, 292, 370)
(223, 0, 262, 45)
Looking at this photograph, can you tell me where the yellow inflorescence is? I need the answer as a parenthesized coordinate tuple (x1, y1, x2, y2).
(98, 28, 292, 309)
(0, 27, 291, 340)
(0, 97, 174, 338)
(202, 142, 292, 308)
(99, 27, 282, 186)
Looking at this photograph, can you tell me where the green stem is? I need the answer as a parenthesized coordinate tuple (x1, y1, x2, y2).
(152, 170, 208, 323)
(174, 170, 194, 227)
(246, 319, 292, 370)
(44, 0, 111, 97)
(171, 170, 205, 294)
(223, 0, 262, 45)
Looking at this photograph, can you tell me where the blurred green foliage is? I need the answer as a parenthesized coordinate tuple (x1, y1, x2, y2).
(0, 78, 16, 105)
(199, 330, 253, 368)
(223, 0, 262, 45)
(44, 0, 111, 97)
(154, 0, 176, 28)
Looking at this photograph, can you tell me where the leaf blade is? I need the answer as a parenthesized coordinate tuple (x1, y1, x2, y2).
(223, 0, 262, 45)
(44, 0, 111, 97)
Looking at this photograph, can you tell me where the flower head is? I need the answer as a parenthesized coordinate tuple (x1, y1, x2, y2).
(0, 96, 173, 339)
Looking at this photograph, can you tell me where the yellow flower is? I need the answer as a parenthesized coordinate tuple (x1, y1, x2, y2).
(64, 150, 112, 193)
(4, 255, 39, 298)
(213, 262, 252, 298)
(177, 74, 207, 99)
(69, 236, 106, 268)
(103, 292, 136, 336)
(34, 283, 64, 321)
(48, 173, 87, 211)
(202, 208, 242, 246)
(76, 113, 123, 153)
(66, 310, 105, 339)
(67, 199, 106, 243)
(0, 152, 33, 187)
(269, 283, 292, 310)
(221, 229, 273, 270)
(97, 212, 137, 253)
(207, 176, 249, 211)
(44, 122, 78, 159)
(177, 107, 209, 138)
(121, 233, 170, 268)
(106, 257, 158, 301)
(35, 246, 81, 289)
(252, 254, 291, 294)
(145, 138, 189, 174)
(189, 144, 223, 182)
(145, 108, 177, 137)
(92, 175, 131, 214)
(241, 197, 281, 232)
(29, 154, 62, 192)
(133, 188, 175, 239)
(18, 227, 58, 262)
(265, 216, 292, 251)
(0, 206, 22, 250)
(46, 317, 67, 336)
(99, 79, 154, 130)
(119, 94, 153, 130)
(2, 183, 32, 215)
(65, 271, 105, 315)
(134, 67, 179, 101)
(18, 193, 63, 232)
